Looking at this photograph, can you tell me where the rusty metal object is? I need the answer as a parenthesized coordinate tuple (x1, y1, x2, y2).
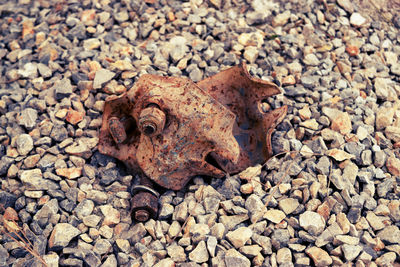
(131, 176, 159, 222)
(99, 62, 287, 221)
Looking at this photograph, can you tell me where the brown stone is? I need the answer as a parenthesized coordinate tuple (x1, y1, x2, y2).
(22, 19, 34, 39)
(346, 45, 359, 56)
(337, 212, 350, 234)
(56, 167, 82, 179)
(317, 202, 331, 222)
(306, 247, 332, 267)
(331, 112, 352, 135)
(81, 9, 96, 23)
(66, 109, 84, 125)
(386, 157, 400, 177)
(167, 11, 175, 21)
(4, 207, 19, 221)
(326, 149, 355, 161)
(299, 105, 311, 120)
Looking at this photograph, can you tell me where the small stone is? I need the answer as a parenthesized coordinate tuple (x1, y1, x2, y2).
(93, 69, 116, 89)
(385, 126, 400, 142)
(15, 134, 34, 156)
(37, 63, 52, 78)
(100, 205, 120, 225)
(374, 78, 392, 101)
(167, 220, 181, 238)
(86, 190, 108, 204)
(299, 211, 325, 235)
(243, 46, 258, 64)
(168, 36, 188, 63)
(154, 258, 174, 267)
(50, 125, 68, 142)
(188, 240, 209, 263)
(375, 252, 396, 267)
(224, 248, 251, 267)
(276, 247, 292, 265)
(386, 157, 400, 177)
(361, 150, 372, 166)
(300, 119, 319, 130)
(377, 225, 400, 244)
(299, 105, 312, 120)
(49, 223, 80, 249)
(341, 244, 362, 262)
(252, 234, 272, 254)
(391, 63, 400, 75)
(336, 212, 350, 234)
(337, 0, 354, 13)
(56, 167, 82, 179)
(65, 140, 93, 158)
(264, 209, 286, 224)
(18, 108, 38, 130)
(356, 126, 369, 140)
(207, 236, 217, 257)
(239, 165, 262, 180)
(210, 223, 225, 240)
(346, 45, 359, 56)
(66, 109, 84, 125)
(81, 9, 96, 24)
(239, 245, 262, 257)
(83, 38, 101, 50)
(365, 211, 385, 231)
(334, 235, 359, 245)
(167, 243, 186, 262)
(4, 207, 18, 221)
(18, 62, 37, 78)
(159, 203, 174, 219)
(240, 183, 253, 194)
(303, 54, 319, 66)
(238, 31, 264, 48)
(279, 198, 299, 215)
(83, 215, 101, 227)
(20, 169, 58, 190)
(226, 227, 253, 248)
(272, 10, 291, 27)
(306, 247, 332, 267)
(350, 13, 367, 27)
(102, 254, 117, 267)
(282, 75, 296, 86)
(43, 252, 59, 267)
(174, 202, 188, 222)
(322, 107, 352, 135)
(116, 239, 130, 253)
(326, 149, 355, 161)
(331, 113, 352, 135)
(94, 238, 112, 255)
(189, 67, 203, 82)
(376, 107, 394, 130)
(74, 199, 94, 219)
(54, 78, 73, 100)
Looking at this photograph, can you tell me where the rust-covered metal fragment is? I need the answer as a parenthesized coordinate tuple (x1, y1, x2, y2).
(98, 62, 287, 221)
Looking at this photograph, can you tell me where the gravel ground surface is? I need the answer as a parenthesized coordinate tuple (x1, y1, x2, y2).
(1, 0, 400, 266)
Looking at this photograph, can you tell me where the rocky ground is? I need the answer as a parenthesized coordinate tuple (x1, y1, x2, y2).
(1, 0, 400, 266)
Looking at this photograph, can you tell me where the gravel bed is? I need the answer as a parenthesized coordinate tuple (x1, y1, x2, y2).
(0, 0, 400, 266)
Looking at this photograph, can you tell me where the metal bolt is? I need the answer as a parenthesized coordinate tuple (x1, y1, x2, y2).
(138, 105, 166, 137)
(108, 116, 127, 144)
(134, 209, 150, 222)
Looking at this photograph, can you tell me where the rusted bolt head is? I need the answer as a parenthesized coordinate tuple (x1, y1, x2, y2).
(138, 105, 166, 137)
(131, 190, 158, 222)
(134, 209, 150, 222)
(108, 117, 127, 144)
